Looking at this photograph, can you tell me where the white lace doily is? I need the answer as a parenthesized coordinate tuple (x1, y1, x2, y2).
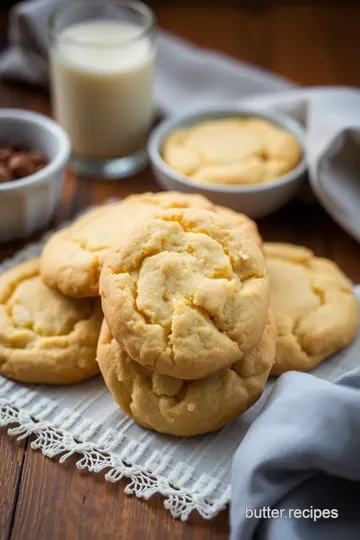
(1, 210, 360, 521)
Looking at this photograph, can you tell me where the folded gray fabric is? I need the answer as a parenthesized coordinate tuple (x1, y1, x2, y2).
(243, 88, 360, 242)
(0, 0, 293, 105)
(2, 1, 360, 244)
(231, 368, 360, 540)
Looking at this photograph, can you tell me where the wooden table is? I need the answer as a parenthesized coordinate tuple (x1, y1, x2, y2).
(1, 4, 360, 539)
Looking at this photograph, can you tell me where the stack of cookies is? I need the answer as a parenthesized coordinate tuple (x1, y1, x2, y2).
(97, 207, 275, 436)
(0, 191, 358, 437)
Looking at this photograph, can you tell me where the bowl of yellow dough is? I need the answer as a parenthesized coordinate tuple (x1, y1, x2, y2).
(148, 107, 306, 219)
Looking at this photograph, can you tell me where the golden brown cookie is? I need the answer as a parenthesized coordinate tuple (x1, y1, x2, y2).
(163, 118, 302, 185)
(100, 208, 269, 379)
(213, 204, 262, 248)
(97, 317, 276, 436)
(265, 243, 359, 375)
(0, 259, 102, 384)
(40, 191, 261, 298)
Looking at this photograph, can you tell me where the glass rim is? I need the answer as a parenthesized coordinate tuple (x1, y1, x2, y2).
(49, 0, 156, 48)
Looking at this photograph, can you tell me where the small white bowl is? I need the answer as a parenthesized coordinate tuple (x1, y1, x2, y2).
(148, 106, 307, 219)
(0, 109, 70, 242)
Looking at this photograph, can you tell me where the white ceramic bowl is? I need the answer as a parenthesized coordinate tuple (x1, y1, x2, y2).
(148, 107, 307, 219)
(0, 109, 71, 242)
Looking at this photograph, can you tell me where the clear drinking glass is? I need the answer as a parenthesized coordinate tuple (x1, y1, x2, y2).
(49, 0, 156, 178)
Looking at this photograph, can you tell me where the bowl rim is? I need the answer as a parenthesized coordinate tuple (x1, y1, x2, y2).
(0, 108, 71, 193)
(148, 105, 307, 194)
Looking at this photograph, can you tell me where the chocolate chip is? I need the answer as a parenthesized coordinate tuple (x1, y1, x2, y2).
(28, 149, 46, 166)
(0, 139, 48, 183)
(0, 147, 11, 163)
(8, 153, 31, 178)
(0, 165, 11, 183)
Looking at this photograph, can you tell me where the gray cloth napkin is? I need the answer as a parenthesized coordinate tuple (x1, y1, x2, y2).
(231, 368, 360, 540)
(1, 1, 360, 243)
(242, 88, 360, 241)
(0, 0, 293, 102)
(2, 4, 360, 534)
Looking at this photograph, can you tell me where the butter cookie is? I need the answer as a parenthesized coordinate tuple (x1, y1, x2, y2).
(100, 208, 269, 379)
(0, 259, 102, 384)
(265, 243, 359, 375)
(97, 317, 276, 436)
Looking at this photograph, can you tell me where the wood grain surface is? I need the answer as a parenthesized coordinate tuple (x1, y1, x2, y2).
(1, 3, 360, 540)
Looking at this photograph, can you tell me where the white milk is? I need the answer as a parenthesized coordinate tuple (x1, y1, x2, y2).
(50, 21, 154, 159)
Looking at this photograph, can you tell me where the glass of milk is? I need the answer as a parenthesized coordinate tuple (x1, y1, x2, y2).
(49, 0, 156, 178)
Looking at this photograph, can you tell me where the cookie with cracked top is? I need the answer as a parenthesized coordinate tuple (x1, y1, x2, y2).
(265, 243, 359, 375)
(100, 208, 269, 380)
(0, 259, 102, 384)
(40, 192, 262, 298)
